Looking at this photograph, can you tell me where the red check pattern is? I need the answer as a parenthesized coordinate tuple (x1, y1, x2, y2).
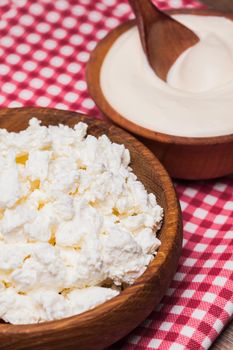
(0, 1, 232, 349)
(117, 180, 233, 350)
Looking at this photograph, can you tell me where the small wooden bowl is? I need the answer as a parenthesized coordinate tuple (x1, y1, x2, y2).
(0, 107, 182, 350)
(86, 9, 233, 180)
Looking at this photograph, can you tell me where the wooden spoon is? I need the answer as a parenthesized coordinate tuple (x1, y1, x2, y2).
(128, 0, 199, 81)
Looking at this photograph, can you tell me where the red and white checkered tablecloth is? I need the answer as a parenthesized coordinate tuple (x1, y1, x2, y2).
(0, 1, 232, 349)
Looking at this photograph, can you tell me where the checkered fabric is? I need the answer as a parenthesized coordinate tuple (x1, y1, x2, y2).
(117, 179, 233, 350)
(0, 1, 232, 349)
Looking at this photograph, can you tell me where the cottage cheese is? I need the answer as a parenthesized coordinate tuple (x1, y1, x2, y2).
(0, 118, 163, 325)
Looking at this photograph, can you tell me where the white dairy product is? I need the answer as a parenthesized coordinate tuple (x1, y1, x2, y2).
(100, 15, 233, 137)
(0, 286, 119, 324)
(0, 118, 163, 324)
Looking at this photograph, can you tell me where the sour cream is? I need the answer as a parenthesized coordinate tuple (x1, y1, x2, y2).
(100, 15, 233, 137)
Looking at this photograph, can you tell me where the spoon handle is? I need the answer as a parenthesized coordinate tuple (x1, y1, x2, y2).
(128, 0, 166, 53)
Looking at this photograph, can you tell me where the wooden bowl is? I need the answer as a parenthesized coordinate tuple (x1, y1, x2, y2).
(86, 9, 233, 180)
(0, 107, 182, 350)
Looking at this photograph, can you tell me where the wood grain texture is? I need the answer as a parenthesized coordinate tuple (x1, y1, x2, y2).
(128, 0, 198, 81)
(86, 8, 233, 180)
(0, 107, 182, 350)
(210, 319, 233, 350)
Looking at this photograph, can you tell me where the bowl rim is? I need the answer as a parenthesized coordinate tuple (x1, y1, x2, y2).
(0, 107, 182, 335)
(86, 8, 233, 146)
